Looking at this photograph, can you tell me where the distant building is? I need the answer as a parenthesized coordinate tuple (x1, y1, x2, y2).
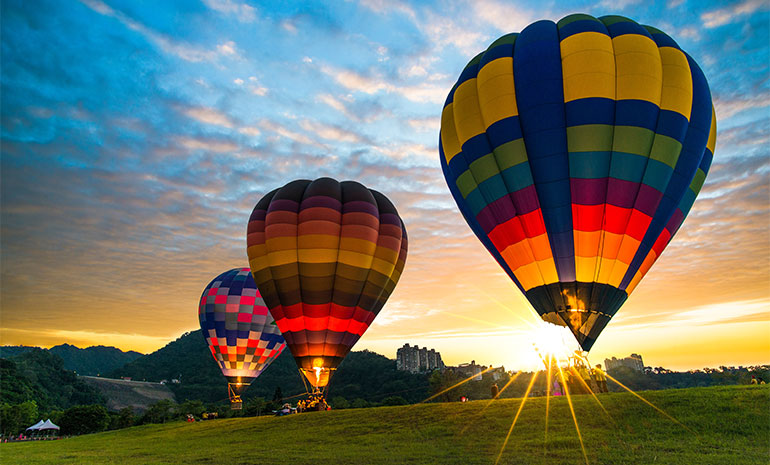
(605, 353, 644, 372)
(396, 344, 444, 373)
(455, 360, 484, 381)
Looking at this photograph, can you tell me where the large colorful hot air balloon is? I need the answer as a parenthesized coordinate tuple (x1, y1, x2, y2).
(246, 178, 407, 392)
(440, 14, 716, 350)
(199, 268, 286, 408)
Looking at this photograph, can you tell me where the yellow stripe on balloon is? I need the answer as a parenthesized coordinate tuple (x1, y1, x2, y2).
(612, 33, 662, 104)
(453, 78, 486, 145)
(441, 103, 462, 163)
(477, 57, 518, 126)
(560, 31, 615, 102)
(658, 46, 693, 120)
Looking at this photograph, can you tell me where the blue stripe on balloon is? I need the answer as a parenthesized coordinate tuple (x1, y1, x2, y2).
(615, 100, 659, 131)
(514, 19, 575, 282)
(570, 151, 612, 179)
(565, 98, 615, 126)
(501, 162, 535, 191)
(486, 116, 523, 148)
(620, 53, 712, 289)
(609, 152, 648, 183)
(558, 16, 607, 39)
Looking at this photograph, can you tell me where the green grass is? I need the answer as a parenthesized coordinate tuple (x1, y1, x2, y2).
(2, 385, 768, 464)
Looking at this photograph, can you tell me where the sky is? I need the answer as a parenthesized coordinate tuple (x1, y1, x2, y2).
(1, 0, 768, 372)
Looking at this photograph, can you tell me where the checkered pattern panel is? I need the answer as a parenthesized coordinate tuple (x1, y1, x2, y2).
(199, 268, 286, 379)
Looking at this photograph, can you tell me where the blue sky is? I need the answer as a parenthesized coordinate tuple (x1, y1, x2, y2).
(1, 0, 768, 370)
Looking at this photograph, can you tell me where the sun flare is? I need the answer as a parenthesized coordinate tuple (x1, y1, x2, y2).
(529, 322, 579, 366)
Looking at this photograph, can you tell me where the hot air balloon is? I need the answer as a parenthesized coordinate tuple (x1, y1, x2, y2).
(199, 268, 286, 409)
(246, 178, 407, 395)
(439, 14, 716, 351)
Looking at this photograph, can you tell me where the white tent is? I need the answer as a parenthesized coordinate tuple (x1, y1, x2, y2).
(39, 419, 59, 431)
(25, 420, 45, 431)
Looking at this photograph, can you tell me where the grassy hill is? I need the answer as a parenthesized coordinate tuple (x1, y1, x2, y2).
(79, 377, 175, 413)
(2, 385, 767, 465)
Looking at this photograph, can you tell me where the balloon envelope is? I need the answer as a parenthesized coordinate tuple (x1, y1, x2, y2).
(247, 178, 408, 388)
(440, 14, 716, 350)
(198, 268, 286, 390)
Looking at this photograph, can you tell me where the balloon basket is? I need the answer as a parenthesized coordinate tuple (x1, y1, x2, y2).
(228, 383, 244, 410)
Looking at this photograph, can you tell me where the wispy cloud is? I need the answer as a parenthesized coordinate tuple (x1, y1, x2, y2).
(201, 0, 257, 23)
(701, 0, 768, 28)
(80, 0, 237, 62)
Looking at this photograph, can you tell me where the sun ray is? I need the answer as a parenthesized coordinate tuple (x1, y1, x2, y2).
(440, 311, 520, 330)
(418, 366, 498, 404)
(573, 370, 615, 424)
(469, 284, 541, 328)
(603, 371, 696, 435)
(458, 371, 524, 435)
(494, 371, 540, 465)
(544, 357, 552, 449)
(557, 365, 589, 465)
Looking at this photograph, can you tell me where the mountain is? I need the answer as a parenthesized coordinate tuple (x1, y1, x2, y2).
(0, 344, 143, 376)
(109, 330, 431, 404)
(0, 349, 105, 411)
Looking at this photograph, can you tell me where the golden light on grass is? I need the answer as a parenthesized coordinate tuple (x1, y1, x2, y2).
(557, 364, 589, 465)
(603, 371, 696, 435)
(494, 371, 540, 465)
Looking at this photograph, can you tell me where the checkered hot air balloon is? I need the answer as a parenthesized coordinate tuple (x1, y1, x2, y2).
(198, 268, 286, 408)
(246, 178, 408, 392)
(440, 14, 716, 351)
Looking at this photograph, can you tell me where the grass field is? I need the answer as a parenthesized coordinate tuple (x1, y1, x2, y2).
(2, 385, 767, 464)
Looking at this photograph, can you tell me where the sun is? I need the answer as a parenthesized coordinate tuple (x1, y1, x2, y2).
(529, 321, 579, 366)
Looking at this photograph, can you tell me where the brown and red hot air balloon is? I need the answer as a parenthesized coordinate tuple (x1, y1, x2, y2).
(246, 178, 407, 393)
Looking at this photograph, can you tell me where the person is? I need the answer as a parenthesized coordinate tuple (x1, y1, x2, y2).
(490, 383, 499, 399)
(575, 361, 593, 393)
(592, 364, 608, 393)
(751, 375, 758, 385)
(552, 379, 563, 396)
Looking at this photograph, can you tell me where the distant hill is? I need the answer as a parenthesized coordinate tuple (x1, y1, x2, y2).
(79, 376, 175, 413)
(0, 349, 105, 411)
(0, 344, 143, 376)
(109, 330, 431, 404)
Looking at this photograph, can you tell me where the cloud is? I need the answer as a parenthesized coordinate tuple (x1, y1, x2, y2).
(357, 0, 417, 21)
(701, 0, 768, 28)
(319, 64, 448, 104)
(201, 0, 257, 23)
(299, 120, 368, 144)
(79, 0, 236, 62)
(259, 119, 316, 145)
(182, 106, 236, 128)
(176, 136, 239, 153)
(407, 116, 440, 132)
(216, 40, 238, 57)
(714, 92, 770, 119)
(471, 0, 535, 33)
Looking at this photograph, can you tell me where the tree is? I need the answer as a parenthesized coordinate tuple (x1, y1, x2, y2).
(173, 400, 204, 419)
(382, 396, 408, 406)
(244, 397, 267, 417)
(0, 400, 38, 436)
(330, 396, 349, 409)
(272, 386, 283, 403)
(109, 407, 136, 430)
(351, 398, 369, 409)
(140, 399, 174, 424)
(59, 405, 109, 435)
